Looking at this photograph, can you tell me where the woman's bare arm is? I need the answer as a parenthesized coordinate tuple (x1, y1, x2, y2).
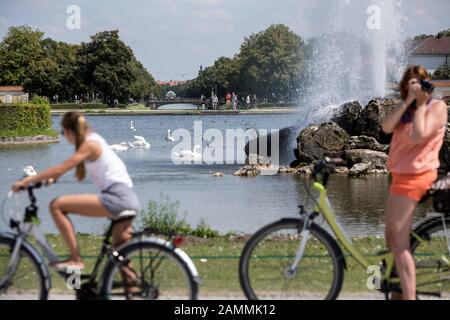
(411, 100, 448, 143)
(13, 141, 97, 190)
(382, 102, 409, 134)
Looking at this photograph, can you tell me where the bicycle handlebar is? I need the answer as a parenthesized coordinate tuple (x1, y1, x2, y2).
(312, 157, 344, 186)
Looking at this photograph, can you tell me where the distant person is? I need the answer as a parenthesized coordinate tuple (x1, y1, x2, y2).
(246, 95, 251, 110)
(232, 92, 238, 111)
(200, 95, 206, 110)
(252, 94, 258, 108)
(225, 93, 232, 109)
(212, 95, 219, 110)
(382, 65, 448, 300)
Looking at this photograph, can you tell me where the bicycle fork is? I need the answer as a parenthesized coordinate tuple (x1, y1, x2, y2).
(285, 218, 311, 278)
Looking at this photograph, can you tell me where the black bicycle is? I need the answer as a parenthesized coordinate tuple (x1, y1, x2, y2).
(0, 182, 200, 300)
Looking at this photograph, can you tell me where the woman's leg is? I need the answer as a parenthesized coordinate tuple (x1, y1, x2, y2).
(385, 193, 417, 300)
(49, 194, 113, 264)
(112, 219, 134, 248)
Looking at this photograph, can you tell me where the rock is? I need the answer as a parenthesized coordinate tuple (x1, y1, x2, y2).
(367, 169, 389, 175)
(345, 136, 389, 152)
(247, 154, 272, 168)
(233, 165, 259, 177)
(331, 101, 363, 136)
(349, 163, 371, 177)
(245, 126, 299, 165)
(278, 166, 297, 174)
(289, 160, 309, 168)
(356, 98, 397, 144)
(295, 123, 349, 163)
(334, 167, 349, 175)
(212, 172, 224, 177)
(345, 149, 388, 170)
(297, 166, 312, 175)
(235, 153, 281, 176)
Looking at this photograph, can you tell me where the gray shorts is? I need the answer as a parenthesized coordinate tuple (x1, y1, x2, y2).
(99, 183, 140, 218)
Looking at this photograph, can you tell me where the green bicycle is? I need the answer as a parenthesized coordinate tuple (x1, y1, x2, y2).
(239, 158, 450, 300)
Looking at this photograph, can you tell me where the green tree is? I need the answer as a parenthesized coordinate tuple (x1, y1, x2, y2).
(412, 34, 433, 41)
(188, 56, 239, 97)
(0, 26, 45, 86)
(433, 63, 450, 80)
(238, 24, 305, 101)
(79, 30, 137, 104)
(436, 28, 450, 38)
(41, 38, 83, 101)
(128, 58, 157, 101)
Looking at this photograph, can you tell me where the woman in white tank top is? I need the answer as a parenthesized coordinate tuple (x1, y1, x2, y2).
(12, 112, 140, 271)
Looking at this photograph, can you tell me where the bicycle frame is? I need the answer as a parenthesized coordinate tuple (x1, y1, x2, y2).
(312, 181, 450, 286)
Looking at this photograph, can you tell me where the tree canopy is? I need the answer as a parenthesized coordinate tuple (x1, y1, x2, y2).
(433, 63, 450, 80)
(0, 26, 157, 104)
(174, 24, 306, 101)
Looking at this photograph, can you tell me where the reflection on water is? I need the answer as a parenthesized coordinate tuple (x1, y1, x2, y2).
(0, 115, 434, 236)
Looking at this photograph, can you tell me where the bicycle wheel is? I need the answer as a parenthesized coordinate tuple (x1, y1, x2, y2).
(411, 218, 450, 300)
(239, 219, 345, 300)
(100, 240, 198, 300)
(0, 237, 48, 300)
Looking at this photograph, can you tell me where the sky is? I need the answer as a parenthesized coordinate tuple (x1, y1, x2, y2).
(0, 0, 449, 81)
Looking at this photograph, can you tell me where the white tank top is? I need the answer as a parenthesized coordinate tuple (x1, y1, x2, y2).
(84, 132, 133, 190)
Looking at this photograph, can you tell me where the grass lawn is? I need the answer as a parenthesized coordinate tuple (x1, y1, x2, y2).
(125, 103, 147, 110)
(1, 234, 447, 298)
(0, 128, 58, 138)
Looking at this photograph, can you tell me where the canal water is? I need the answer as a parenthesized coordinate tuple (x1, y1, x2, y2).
(0, 112, 433, 236)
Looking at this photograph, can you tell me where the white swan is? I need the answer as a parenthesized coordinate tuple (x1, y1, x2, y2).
(173, 145, 202, 161)
(129, 121, 136, 131)
(165, 129, 175, 143)
(110, 142, 129, 152)
(23, 165, 37, 177)
(130, 136, 150, 149)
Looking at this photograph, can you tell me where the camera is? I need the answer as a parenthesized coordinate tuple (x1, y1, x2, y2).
(420, 79, 435, 94)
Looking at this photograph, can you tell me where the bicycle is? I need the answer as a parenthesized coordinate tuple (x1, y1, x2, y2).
(0, 182, 201, 300)
(239, 158, 450, 300)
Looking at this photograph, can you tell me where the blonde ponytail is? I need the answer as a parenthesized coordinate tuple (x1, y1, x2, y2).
(61, 112, 90, 181)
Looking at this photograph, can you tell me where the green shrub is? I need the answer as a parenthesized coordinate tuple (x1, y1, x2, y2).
(0, 103, 52, 131)
(51, 103, 108, 109)
(30, 95, 49, 105)
(140, 195, 219, 238)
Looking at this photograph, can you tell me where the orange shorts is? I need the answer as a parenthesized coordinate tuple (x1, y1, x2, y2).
(389, 171, 438, 202)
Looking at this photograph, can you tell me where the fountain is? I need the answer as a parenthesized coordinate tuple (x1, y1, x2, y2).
(300, 0, 405, 124)
(247, 0, 407, 165)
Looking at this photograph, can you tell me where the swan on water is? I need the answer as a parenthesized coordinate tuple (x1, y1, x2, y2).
(130, 136, 150, 149)
(110, 142, 129, 152)
(173, 145, 202, 161)
(165, 129, 175, 143)
(129, 121, 136, 131)
(23, 165, 37, 177)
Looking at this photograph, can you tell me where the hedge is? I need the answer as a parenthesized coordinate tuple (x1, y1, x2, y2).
(0, 103, 52, 131)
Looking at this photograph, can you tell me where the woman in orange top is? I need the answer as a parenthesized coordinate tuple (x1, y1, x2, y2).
(382, 65, 448, 300)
